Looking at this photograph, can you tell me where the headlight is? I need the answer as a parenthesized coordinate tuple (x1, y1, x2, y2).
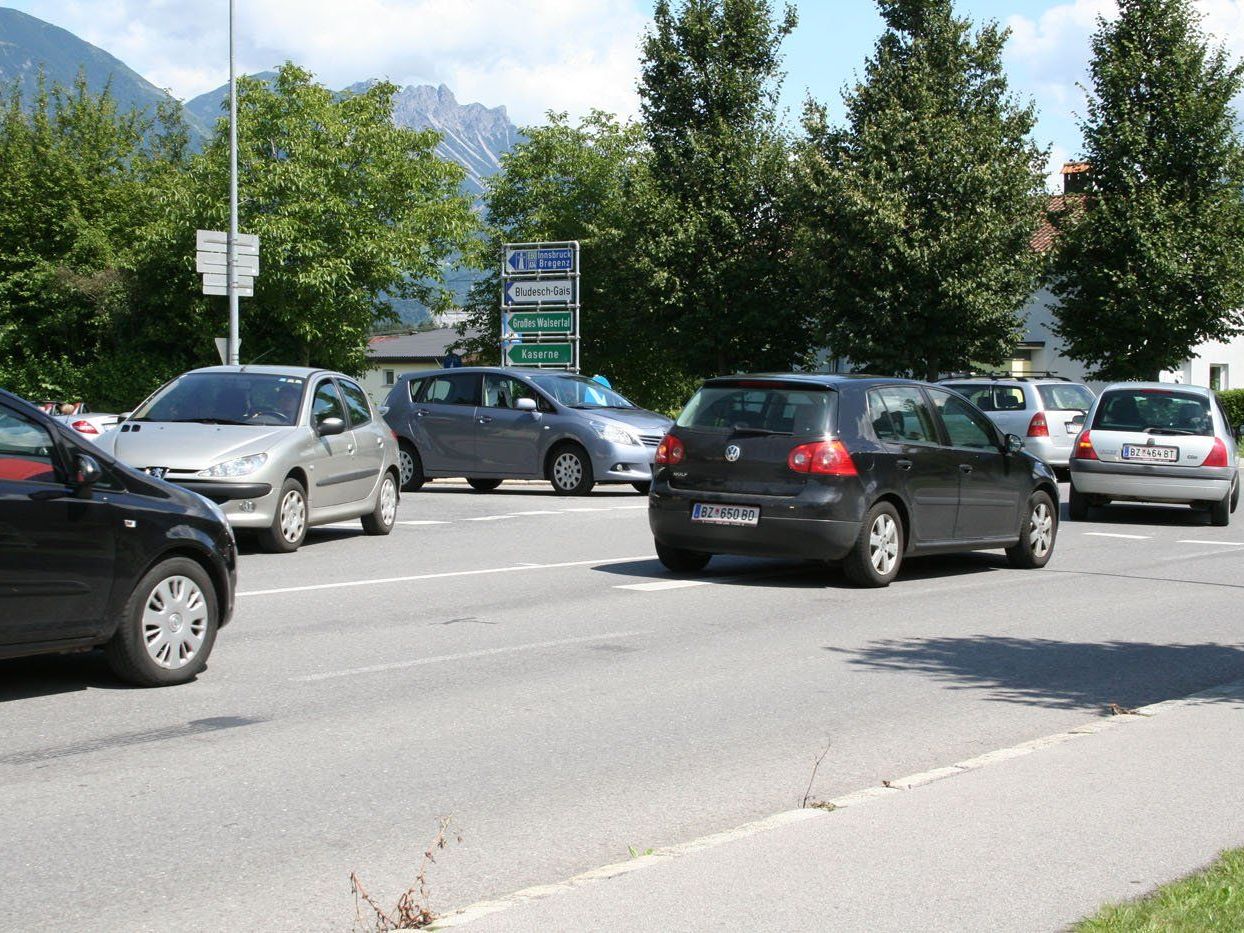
(197, 453, 268, 478)
(590, 421, 641, 446)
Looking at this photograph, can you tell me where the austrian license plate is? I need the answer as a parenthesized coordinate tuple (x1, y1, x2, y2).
(1122, 444, 1178, 463)
(691, 503, 760, 526)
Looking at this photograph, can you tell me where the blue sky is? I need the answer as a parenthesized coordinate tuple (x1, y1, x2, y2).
(9, 1, 1244, 188)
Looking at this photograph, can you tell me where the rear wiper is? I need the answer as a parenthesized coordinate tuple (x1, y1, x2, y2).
(729, 426, 792, 437)
(1145, 427, 1196, 436)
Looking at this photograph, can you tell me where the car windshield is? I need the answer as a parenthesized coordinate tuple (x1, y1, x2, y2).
(677, 383, 835, 436)
(132, 373, 308, 426)
(1038, 383, 1095, 412)
(529, 374, 637, 409)
(1091, 388, 1215, 436)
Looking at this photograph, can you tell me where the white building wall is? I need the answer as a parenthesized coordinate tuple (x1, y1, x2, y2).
(357, 361, 441, 405)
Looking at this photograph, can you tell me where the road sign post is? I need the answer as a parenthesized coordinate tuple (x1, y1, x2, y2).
(500, 241, 580, 372)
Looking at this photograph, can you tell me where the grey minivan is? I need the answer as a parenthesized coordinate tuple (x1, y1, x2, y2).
(383, 367, 673, 495)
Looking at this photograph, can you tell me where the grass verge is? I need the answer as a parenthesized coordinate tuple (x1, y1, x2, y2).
(1077, 848, 1244, 932)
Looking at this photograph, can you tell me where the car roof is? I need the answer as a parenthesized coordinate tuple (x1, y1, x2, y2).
(702, 373, 927, 389)
(1099, 381, 1215, 397)
(940, 375, 1076, 385)
(397, 367, 594, 379)
(188, 365, 337, 379)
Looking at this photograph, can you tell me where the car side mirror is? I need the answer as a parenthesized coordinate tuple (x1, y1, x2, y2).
(1004, 433, 1024, 454)
(515, 397, 537, 412)
(75, 454, 102, 488)
(317, 416, 347, 437)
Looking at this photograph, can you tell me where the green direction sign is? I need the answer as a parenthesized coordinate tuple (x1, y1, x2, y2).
(506, 342, 574, 366)
(507, 310, 574, 334)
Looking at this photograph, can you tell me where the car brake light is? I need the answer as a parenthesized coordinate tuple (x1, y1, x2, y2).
(1203, 437, 1230, 468)
(1026, 412, 1049, 437)
(71, 420, 99, 435)
(655, 434, 685, 465)
(1072, 430, 1098, 460)
(787, 440, 857, 476)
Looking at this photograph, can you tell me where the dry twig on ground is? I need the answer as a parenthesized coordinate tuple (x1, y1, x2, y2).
(351, 816, 461, 931)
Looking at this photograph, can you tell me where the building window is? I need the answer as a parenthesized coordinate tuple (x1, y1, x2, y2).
(1209, 365, 1228, 391)
(383, 369, 396, 387)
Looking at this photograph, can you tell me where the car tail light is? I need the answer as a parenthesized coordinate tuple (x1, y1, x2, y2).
(71, 420, 99, 435)
(1072, 430, 1098, 461)
(655, 434, 685, 465)
(1202, 437, 1230, 468)
(787, 440, 857, 476)
(1026, 412, 1049, 437)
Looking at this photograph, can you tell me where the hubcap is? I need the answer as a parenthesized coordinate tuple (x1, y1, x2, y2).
(1029, 502, 1054, 557)
(869, 514, 899, 575)
(553, 452, 583, 490)
(379, 477, 397, 526)
(142, 575, 208, 670)
(398, 449, 414, 486)
(280, 489, 306, 543)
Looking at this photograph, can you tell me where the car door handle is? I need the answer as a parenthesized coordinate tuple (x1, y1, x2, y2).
(478, 416, 493, 424)
(415, 409, 429, 417)
(959, 464, 973, 474)
(896, 459, 913, 471)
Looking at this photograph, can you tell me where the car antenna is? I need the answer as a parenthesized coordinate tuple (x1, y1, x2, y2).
(239, 347, 277, 372)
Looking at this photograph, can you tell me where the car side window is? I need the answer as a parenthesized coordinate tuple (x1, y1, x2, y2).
(483, 374, 539, 409)
(337, 379, 373, 428)
(422, 373, 481, 406)
(0, 408, 62, 484)
(406, 378, 426, 404)
(312, 380, 346, 427)
(869, 387, 939, 445)
(928, 389, 999, 450)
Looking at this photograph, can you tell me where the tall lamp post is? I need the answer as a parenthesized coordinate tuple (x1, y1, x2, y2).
(227, 0, 239, 365)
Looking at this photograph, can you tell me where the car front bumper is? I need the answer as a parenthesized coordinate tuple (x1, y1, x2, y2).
(587, 439, 659, 483)
(170, 479, 281, 528)
(1070, 460, 1237, 504)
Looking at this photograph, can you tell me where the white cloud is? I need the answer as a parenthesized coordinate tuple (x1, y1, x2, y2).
(14, 0, 647, 123)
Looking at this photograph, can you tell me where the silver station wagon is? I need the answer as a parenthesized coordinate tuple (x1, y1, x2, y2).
(1069, 382, 1242, 525)
(97, 366, 400, 552)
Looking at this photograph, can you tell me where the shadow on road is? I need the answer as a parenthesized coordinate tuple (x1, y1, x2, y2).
(1060, 501, 1214, 527)
(828, 635, 1244, 712)
(0, 651, 133, 702)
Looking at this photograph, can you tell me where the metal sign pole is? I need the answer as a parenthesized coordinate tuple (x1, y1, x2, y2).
(227, 0, 239, 366)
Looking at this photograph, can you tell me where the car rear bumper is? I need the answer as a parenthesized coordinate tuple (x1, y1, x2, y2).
(649, 481, 861, 560)
(1070, 460, 1236, 503)
(1023, 435, 1074, 467)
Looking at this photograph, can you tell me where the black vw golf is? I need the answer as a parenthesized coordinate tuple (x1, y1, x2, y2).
(649, 375, 1059, 587)
(0, 388, 236, 685)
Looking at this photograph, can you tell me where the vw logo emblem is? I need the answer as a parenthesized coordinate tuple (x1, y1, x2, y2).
(724, 445, 741, 462)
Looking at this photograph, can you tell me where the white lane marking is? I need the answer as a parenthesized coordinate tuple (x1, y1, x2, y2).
(1178, 539, 1244, 546)
(398, 520, 450, 526)
(239, 555, 652, 598)
(291, 630, 650, 683)
(1083, 532, 1151, 540)
(615, 580, 708, 592)
(509, 510, 561, 516)
(558, 507, 613, 513)
(611, 505, 649, 511)
(317, 522, 360, 531)
(464, 515, 518, 522)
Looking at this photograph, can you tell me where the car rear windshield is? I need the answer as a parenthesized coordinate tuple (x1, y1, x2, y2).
(1037, 383, 1094, 412)
(676, 383, 836, 436)
(1091, 388, 1215, 436)
(132, 373, 307, 426)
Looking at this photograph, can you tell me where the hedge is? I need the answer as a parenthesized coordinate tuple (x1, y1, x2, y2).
(1219, 389, 1244, 431)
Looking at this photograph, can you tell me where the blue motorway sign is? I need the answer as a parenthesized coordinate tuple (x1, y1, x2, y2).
(505, 246, 575, 273)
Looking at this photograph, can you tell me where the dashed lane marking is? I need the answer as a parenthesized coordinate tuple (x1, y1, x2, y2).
(1083, 532, 1151, 540)
(615, 580, 708, 592)
(1177, 539, 1244, 546)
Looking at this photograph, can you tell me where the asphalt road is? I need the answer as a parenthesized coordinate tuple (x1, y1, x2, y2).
(2, 480, 1243, 932)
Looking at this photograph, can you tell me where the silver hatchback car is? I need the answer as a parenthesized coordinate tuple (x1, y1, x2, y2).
(1069, 382, 1242, 525)
(384, 367, 673, 495)
(97, 366, 401, 551)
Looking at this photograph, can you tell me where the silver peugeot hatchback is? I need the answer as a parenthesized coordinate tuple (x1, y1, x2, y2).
(1069, 383, 1242, 525)
(97, 366, 401, 551)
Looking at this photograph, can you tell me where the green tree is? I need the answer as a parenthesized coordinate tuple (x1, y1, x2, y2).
(456, 111, 695, 411)
(1051, 0, 1244, 381)
(638, 0, 812, 378)
(794, 0, 1048, 380)
(142, 64, 477, 374)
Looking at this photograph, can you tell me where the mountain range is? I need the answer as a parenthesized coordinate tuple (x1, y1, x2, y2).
(0, 6, 519, 321)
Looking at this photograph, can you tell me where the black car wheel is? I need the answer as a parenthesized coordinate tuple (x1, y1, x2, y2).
(258, 477, 308, 553)
(104, 557, 219, 687)
(398, 442, 425, 492)
(1006, 490, 1058, 569)
(1209, 486, 1232, 527)
(843, 501, 903, 588)
(467, 478, 503, 492)
(362, 472, 399, 535)
(632, 481, 651, 495)
(1068, 483, 1090, 521)
(549, 443, 595, 496)
(656, 541, 711, 574)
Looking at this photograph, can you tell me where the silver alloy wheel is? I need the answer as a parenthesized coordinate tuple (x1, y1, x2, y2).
(869, 513, 899, 575)
(142, 575, 209, 670)
(1029, 501, 1054, 558)
(552, 451, 583, 491)
(398, 449, 415, 487)
(280, 488, 306, 543)
(379, 476, 398, 527)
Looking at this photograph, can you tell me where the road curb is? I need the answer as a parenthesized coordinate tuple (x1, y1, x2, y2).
(428, 675, 1244, 930)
